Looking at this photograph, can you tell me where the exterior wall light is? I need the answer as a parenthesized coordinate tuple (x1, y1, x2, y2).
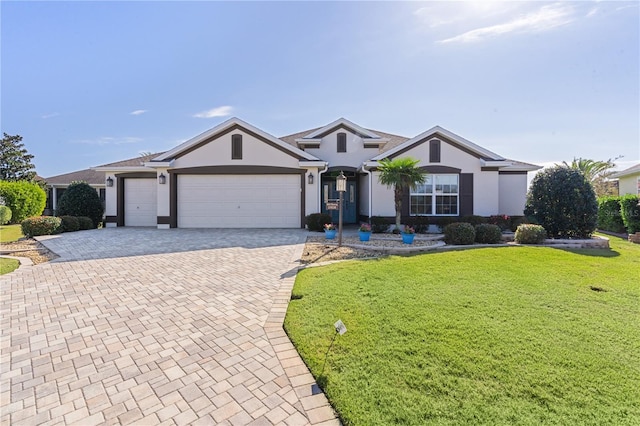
(106, 177, 114, 187)
(158, 173, 166, 184)
(308, 173, 314, 185)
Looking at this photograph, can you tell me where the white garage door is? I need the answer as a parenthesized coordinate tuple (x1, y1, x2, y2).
(124, 179, 157, 227)
(178, 175, 300, 228)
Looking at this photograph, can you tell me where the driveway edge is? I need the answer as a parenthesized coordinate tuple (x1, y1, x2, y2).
(264, 240, 341, 426)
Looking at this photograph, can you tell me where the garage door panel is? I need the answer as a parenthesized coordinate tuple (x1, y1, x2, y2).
(178, 175, 300, 228)
(124, 179, 157, 227)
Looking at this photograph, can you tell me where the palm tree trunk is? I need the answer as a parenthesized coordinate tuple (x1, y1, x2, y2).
(395, 187, 402, 231)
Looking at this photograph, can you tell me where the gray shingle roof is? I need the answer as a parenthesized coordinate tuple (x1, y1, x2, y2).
(279, 127, 409, 154)
(44, 168, 105, 186)
(97, 152, 166, 168)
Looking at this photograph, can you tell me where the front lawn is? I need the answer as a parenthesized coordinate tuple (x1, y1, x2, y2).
(0, 258, 20, 275)
(285, 235, 640, 425)
(0, 224, 23, 243)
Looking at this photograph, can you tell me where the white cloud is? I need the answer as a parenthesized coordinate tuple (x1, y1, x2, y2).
(437, 3, 575, 44)
(193, 105, 234, 118)
(130, 109, 147, 115)
(41, 112, 60, 119)
(75, 136, 142, 146)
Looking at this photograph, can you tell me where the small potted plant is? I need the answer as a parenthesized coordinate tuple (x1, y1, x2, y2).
(401, 225, 415, 244)
(358, 223, 372, 241)
(324, 223, 337, 240)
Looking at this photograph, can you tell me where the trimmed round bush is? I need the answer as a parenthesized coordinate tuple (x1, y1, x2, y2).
(460, 215, 486, 226)
(21, 216, 61, 237)
(56, 182, 103, 228)
(474, 223, 502, 244)
(306, 213, 332, 232)
(77, 216, 94, 230)
(444, 222, 476, 245)
(59, 215, 80, 232)
(371, 216, 390, 233)
(0, 180, 46, 223)
(510, 216, 528, 232)
(0, 205, 12, 225)
(515, 224, 547, 244)
(524, 166, 597, 238)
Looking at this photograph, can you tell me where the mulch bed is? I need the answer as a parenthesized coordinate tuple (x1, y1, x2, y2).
(0, 239, 59, 264)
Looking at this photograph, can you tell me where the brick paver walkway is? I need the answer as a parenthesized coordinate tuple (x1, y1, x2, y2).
(1, 228, 339, 425)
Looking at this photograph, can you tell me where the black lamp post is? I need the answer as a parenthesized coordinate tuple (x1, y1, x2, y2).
(336, 171, 347, 247)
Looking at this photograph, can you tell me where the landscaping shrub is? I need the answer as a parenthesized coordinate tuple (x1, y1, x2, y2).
(524, 166, 598, 238)
(306, 213, 332, 232)
(56, 181, 103, 228)
(59, 215, 80, 232)
(21, 216, 61, 237)
(371, 216, 390, 233)
(77, 216, 94, 230)
(444, 222, 476, 245)
(0, 205, 12, 225)
(0, 180, 46, 223)
(619, 194, 640, 234)
(460, 215, 486, 226)
(597, 197, 626, 233)
(474, 223, 503, 244)
(515, 224, 547, 244)
(488, 214, 511, 231)
(405, 216, 429, 233)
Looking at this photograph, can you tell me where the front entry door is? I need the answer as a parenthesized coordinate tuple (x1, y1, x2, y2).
(322, 181, 357, 224)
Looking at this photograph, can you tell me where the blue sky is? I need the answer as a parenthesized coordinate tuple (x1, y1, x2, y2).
(2, 1, 638, 178)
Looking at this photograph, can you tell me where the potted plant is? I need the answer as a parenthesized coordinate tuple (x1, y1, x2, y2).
(401, 225, 415, 244)
(358, 223, 372, 241)
(324, 223, 337, 240)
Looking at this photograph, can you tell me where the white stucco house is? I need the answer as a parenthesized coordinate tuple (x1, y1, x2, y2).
(610, 163, 640, 196)
(93, 117, 540, 229)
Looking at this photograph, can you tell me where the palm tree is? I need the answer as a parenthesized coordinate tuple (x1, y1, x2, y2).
(377, 157, 426, 232)
(561, 157, 621, 197)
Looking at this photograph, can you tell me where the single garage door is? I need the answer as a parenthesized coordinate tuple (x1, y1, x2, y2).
(178, 175, 300, 228)
(124, 178, 157, 226)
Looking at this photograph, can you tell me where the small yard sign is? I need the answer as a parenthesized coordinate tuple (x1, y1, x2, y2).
(326, 202, 339, 210)
(334, 319, 347, 335)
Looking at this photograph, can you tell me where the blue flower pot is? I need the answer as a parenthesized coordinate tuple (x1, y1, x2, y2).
(325, 229, 337, 240)
(359, 231, 371, 242)
(402, 233, 415, 244)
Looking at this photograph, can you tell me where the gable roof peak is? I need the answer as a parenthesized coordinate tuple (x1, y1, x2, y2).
(301, 117, 385, 140)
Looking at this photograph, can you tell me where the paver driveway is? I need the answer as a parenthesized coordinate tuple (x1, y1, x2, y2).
(1, 228, 338, 425)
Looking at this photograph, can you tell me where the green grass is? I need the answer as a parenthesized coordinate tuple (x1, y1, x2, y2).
(285, 235, 640, 425)
(0, 258, 20, 275)
(0, 224, 23, 243)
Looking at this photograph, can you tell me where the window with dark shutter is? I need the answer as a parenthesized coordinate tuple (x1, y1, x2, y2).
(337, 133, 347, 153)
(232, 134, 242, 160)
(429, 140, 441, 163)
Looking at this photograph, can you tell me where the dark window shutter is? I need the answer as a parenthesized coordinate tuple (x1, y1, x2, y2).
(337, 133, 347, 153)
(459, 173, 473, 216)
(232, 134, 242, 159)
(430, 140, 441, 163)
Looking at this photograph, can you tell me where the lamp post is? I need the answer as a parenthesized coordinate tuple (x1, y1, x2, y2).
(336, 171, 347, 247)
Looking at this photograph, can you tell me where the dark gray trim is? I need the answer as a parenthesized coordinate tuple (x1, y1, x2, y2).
(169, 166, 305, 229)
(326, 166, 358, 173)
(115, 173, 157, 227)
(499, 171, 528, 175)
(115, 172, 156, 179)
(171, 124, 307, 161)
(232, 134, 243, 160)
(418, 165, 461, 174)
(157, 216, 171, 225)
(388, 133, 493, 161)
(105, 216, 117, 223)
(481, 167, 500, 171)
(299, 144, 320, 149)
(312, 124, 375, 140)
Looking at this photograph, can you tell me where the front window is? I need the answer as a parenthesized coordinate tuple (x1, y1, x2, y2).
(410, 174, 459, 216)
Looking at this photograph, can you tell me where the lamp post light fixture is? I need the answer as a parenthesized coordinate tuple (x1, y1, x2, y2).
(336, 171, 347, 246)
(158, 173, 166, 185)
(106, 176, 114, 187)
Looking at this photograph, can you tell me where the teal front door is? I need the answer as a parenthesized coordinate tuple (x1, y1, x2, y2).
(322, 181, 357, 224)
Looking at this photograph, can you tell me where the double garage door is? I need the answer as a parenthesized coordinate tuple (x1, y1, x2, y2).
(177, 175, 301, 228)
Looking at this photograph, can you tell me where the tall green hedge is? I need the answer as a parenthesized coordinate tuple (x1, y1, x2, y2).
(0, 180, 46, 223)
(597, 197, 626, 233)
(620, 195, 640, 234)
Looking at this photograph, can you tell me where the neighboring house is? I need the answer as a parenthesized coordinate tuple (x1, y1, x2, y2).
(93, 117, 541, 229)
(43, 169, 106, 216)
(610, 163, 640, 196)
